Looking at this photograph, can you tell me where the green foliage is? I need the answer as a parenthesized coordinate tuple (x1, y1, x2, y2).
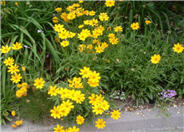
(1, 1, 184, 124)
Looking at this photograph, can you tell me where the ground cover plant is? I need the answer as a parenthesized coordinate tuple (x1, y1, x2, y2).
(1, 0, 184, 131)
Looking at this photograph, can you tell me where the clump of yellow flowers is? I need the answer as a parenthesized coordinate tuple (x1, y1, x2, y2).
(53, 0, 122, 56)
(48, 66, 121, 131)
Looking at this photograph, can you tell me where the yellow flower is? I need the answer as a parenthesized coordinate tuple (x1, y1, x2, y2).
(11, 124, 17, 128)
(68, 126, 80, 132)
(34, 78, 45, 89)
(89, 11, 96, 16)
(111, 110, 121, 120)
(151, 54, 161, 64)
(130, 22, 140, 30)
(99, 13, 109, 21)
(109, 37, 118, 45)
(15, 120, 23, 126)
(48, 85, 58, 96)
(145, 20, 152, 25)
(0, 1, 6, 6)
(87, 71, 101, 87)
(11, 73, 22, 83)
(78, 44, 86, 52)
(88, 94, 97, 105)
(73, 91, 85, 104)
(54, 124, 65, 132)
(95, 118, 106, 129)
(8, 64, 19, 74)
(108, 33, 115, 38)
(11, 110, 16, 116)
(61, 100, 74, 110)
(76, 115, 85, 125)
(60, 40, 69, 47)
(50, 106, 62, 119)
(55, 7, 62, 13)
(52, 16, 58, 23)
(92, 104, 104, 115)
(79, 0, 83, 3)
(67, 12, 76, 20)
(78, 29, 91, 41)
(78, 24, 84, 29)
(114, 26, 123, 32)
(22, 66, 26, 71)
(15, 2, 18, 6)
(105, 0, 115, 7)
(0, 45, 11, 54)
(61, 12, 69, 22)
(79, 67, 92, 78)
(173, 43, 184, 53)
(3, 57, 14, 66)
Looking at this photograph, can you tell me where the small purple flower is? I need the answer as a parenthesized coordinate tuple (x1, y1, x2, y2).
(46, 53, 50, 58)
(161, 90, 177, 99)
(24, 45, 30, 48)
(37, 29, 43, 33)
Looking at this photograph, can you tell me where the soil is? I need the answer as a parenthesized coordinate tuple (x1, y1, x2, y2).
(114, 98, 184, 112)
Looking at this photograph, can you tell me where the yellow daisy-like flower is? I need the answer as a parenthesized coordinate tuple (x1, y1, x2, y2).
(173, 43, 184, 53)
(55, 7, 62, 13)
(60, 40, 69, 47)
(105, 0, 115, 7)
(67, 126, 80, 132)
(8, 64, 20, 74)
(11, 110, 16, 116)
(95, 118, 106, 129)
(78, 24, 84, 29)
(111, 110, 121, 120)
(145, 20, 152, 25)
(10, 73, 22, 83)
(48, 85, 58, 96)
(15, 2, 18, 6)
(53, 124, 65, 132)
(79, 66, 92, 78)
(21, 66, 26, 71)
(0, 45, 11, 54)
(3, 57, 14, 66)
(151, 54, 161, 64)
(0, 1, 6, 6)
(67, 12, 76, 20)
(130, 22, 140, 30)
(79, 0, 83, 3)
(76, 115, 85, 125)
(12, 42, 23, 50)
(15, 120, 23, 126)
(114, 26, 123, 32)
(99, 13, 109, 21)
(34, 78, 45, 89)
(11, 124, 17, 128)
(52, 16, 58, 23)
(60, 12, 69, 23)
(50, 106, 62, 119)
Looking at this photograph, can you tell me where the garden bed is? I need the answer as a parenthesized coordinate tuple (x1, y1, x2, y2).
(1, 1, 184, 132)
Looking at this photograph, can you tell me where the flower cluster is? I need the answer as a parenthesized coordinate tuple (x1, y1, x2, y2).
(79, 67, 101, 87)
(52, 0, 122, 56)
(16, 82, 30, 98)
(0, 42, 22, 54)
(11, 120, 23, 128)
(49, 66, 121, 131)
(2, 42, 24, 86)
(161, 90, 177, 99)
(89, 94, 109, 115)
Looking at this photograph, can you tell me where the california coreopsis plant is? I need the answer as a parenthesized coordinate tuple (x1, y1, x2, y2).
(47, 66, 121, 131)
(1, 0, 184, 128)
